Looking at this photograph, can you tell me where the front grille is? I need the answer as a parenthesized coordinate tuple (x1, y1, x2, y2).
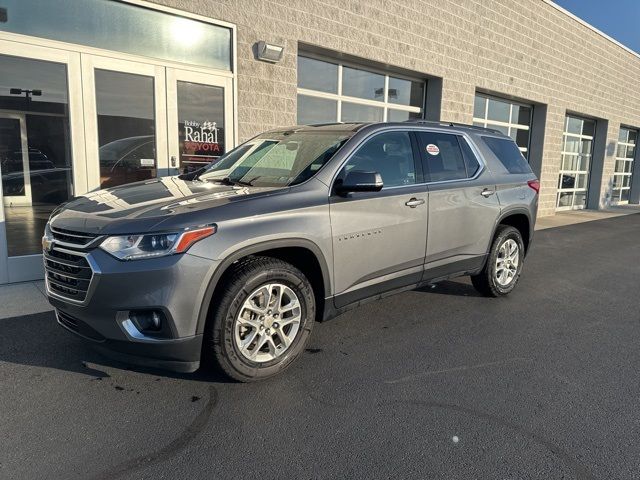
(44, 247, 93, 303)
(50, 226, 99, 247)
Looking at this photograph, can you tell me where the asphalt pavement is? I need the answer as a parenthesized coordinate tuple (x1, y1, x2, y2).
(1, 214, 639, 480)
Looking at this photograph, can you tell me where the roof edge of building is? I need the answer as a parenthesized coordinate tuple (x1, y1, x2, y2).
(543, 0, 640, 60)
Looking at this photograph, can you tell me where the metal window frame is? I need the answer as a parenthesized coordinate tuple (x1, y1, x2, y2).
(556, 115, 596, 211)
(296, 52, 426, 124)
(472, 93, 533, 156)
(612, 126, 638, 204)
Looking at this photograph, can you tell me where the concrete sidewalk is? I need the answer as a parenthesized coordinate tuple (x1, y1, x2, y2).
(0, 280, 51, 320)
(1, 205, 639, 320)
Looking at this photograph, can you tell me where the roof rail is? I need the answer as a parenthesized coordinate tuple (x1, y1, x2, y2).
(404, 119, 504, 135)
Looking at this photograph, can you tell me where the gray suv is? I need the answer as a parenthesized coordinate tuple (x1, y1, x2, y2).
(43, 121, 538, 381)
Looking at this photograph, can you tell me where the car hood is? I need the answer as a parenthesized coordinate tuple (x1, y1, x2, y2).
(49, 176, 284, 235)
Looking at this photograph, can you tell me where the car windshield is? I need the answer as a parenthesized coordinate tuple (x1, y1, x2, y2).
(199, 130, 352, 187)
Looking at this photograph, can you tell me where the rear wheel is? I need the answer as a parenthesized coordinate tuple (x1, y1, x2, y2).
(205, 256, 315, 382)
(471, 225, 524, 297)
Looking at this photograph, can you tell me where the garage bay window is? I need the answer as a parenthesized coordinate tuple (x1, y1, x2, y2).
(612, 127, 637, 204)
(557, 115, 595, 211)
(473, 93, 532, 159)
(296, 55, 425, 124)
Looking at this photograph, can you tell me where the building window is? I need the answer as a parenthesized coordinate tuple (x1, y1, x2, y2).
(0, 0, 232, 71)
(473, 93, 532, 159)
(612, 127, 637, 204)
(556, 114, 596, 211)
(296, 55, 424, 124)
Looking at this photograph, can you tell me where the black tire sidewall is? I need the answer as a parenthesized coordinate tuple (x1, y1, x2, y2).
(213, 261, 315, 381)
(487, 227, 525, 295)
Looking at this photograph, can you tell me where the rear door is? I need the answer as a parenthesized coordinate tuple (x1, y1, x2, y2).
(329, 130, 428, 307)
(416, 130, 501, 275)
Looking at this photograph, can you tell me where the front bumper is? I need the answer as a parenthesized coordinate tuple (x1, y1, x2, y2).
(46, 247, 219, 372)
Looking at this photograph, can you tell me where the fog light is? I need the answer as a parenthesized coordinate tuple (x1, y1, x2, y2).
(130, 310, 163, 332)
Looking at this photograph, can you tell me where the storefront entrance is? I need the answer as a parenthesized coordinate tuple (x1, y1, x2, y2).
(0, 2, 235, 284)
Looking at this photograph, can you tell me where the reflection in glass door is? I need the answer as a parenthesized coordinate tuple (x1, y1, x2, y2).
(0, 52, 75, 270)
(95, 69, 157, 188)
(82, 56, 167, 191)
(167, 69, 233, 175)
(0, 114, 30, 206)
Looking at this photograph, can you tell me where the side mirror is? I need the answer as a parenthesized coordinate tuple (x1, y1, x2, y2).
(335, 170, 383, 195)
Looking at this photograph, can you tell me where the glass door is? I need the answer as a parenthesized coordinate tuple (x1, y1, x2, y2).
(0, 41, 84, 284)
(166, 69, 233, 175)
(0, 114, 31, 206)
(82, 55, 168, 191)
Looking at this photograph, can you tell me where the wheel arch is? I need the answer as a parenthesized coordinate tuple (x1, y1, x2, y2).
(494, 208, 533, 254)
(195, 238, 331, 335)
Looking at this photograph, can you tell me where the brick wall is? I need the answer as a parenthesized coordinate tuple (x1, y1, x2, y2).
(154, 0, 640, 216)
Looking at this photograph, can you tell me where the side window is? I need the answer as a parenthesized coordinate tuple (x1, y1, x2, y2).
(341, 131, 416, 187)
(418, 132, 467, 182)
(482, 136, 532, 174)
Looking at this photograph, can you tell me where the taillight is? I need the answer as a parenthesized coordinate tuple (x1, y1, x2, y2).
(527, 179, 540, 194)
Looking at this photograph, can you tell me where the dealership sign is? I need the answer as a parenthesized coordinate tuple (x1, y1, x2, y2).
(184, 120, 221, 154)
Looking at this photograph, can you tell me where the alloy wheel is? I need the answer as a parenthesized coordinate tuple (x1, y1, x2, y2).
(234, 283, 302, 363)
(495, 238, 520, 286)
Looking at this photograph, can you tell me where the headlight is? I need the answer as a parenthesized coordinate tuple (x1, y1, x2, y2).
(99, 226, 216, 260)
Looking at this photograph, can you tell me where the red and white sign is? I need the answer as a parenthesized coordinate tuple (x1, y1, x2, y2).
(426, 144, 440, 156)
(182, 120, 221, 163)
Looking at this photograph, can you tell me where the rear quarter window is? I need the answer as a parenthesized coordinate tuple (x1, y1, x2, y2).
(482, 136, 532, 174)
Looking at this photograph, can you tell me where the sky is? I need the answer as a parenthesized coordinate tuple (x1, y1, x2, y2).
(554, 0, 640, 54)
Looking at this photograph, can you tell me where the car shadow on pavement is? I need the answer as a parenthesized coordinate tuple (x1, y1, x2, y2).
(0, 310, 233, 383)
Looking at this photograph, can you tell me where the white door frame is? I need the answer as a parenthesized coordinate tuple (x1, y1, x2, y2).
(0, 39, 85, 284)
(81, 54, 168, 191)
(166, 68, 233, 174)
(0, 113, 31, 206)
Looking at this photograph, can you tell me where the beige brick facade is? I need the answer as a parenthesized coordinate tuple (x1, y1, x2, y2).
(155, 0, 640, 217)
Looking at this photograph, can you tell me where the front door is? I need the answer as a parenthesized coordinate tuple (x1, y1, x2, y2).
(0, 113, 31, 206)
(330, 130, 428, 308)
(166, 68, 233, 175)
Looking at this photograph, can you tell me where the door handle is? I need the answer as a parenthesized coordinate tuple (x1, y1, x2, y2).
(480, 188, 495, 198)
(405, 197, 425, 208)
(170, 156, 177, 168)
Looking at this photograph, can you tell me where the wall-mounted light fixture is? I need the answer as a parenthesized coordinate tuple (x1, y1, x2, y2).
(256, 41, 284, 63)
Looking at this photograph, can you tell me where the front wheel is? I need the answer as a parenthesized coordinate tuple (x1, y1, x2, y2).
(471, 225, 525, 297)
(205, 256, 315, 382)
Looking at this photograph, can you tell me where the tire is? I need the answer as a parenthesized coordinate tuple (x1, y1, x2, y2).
(471, 225, 525, 297)
(205, 256, 316, 382)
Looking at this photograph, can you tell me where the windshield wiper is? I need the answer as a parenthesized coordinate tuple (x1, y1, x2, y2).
(208, 177, 253, 187)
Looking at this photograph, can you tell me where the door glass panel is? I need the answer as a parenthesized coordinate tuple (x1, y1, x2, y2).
(0, 54, 73, 257)
(297, 57, 338, 94)
(95, 69, 156, 188)
(558, 114, 594, 210)
(0, 118, 24, 197)
(342, 67, 385, 101)
(177, 81, 225, 174)
(341, 131, 415, 187)
(297, 95, 337, 125)
(341, 102, 383, 122)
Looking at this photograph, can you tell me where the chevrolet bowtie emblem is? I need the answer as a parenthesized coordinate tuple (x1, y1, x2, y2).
(42, 236, 54, 252)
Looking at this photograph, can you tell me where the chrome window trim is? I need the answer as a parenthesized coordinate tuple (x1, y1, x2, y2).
(328, 126, 489, 193)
